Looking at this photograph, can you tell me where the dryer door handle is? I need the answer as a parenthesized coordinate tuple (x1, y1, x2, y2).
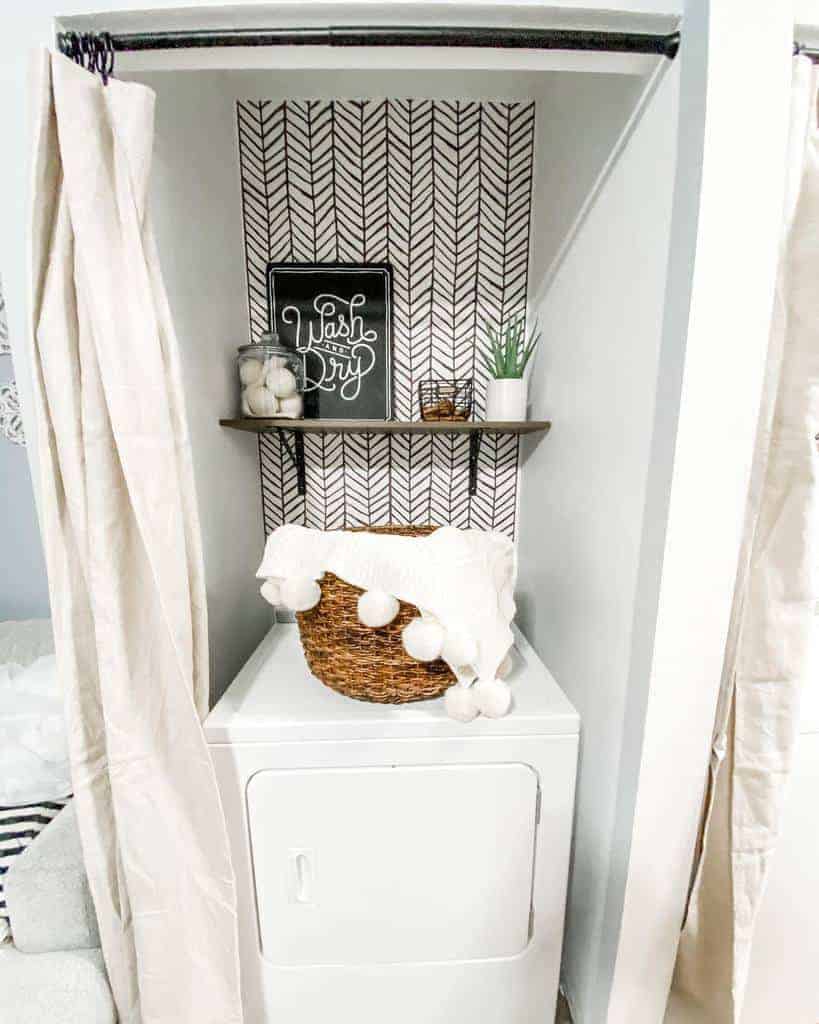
(290, 849, 314, 904)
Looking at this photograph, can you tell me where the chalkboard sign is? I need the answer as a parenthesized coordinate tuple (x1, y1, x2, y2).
(267, 263, 393, 420)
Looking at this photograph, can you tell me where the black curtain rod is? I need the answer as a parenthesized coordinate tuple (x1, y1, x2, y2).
(58, 26, 681, 60)
(795, 42, 819, 62)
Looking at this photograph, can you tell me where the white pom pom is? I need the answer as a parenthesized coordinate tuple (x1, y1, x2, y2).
(444, 684, 479, 723)
(245, 384, 277, 416)
(472, 678, 512, 719)
(239, 358, 265, 386)
(260, 579, 281, 606)
(280, 577, 322, 612)
(267, 366, 298, 399)
(441, 629, 478, 668)
(278, 394, 304, 418)
(357, 590, 400, 628)
(498, 651, 515, 679)
(402, 618, 444, 662)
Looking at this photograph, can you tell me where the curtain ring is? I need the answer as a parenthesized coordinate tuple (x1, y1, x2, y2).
(58, 31, 82, 65)
(100, 32, 115, 83)
(79, 33, 94, 71)
(91, 34, 106, 82)
(56, 29, 114, 83)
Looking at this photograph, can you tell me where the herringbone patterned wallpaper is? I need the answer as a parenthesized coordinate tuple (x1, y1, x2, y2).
(237, 98, 535, 537)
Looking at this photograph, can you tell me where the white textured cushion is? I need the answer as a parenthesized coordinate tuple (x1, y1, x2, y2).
(5, 802, 97, 954)
(0, 801, 67, 936)
(0, 946, 115, 1024)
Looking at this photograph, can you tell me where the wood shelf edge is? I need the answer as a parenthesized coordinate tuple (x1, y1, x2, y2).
(219, 417, 552, 435)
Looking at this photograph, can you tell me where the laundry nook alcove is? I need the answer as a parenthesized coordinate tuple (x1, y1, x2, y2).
(49, 7, 685, 1022)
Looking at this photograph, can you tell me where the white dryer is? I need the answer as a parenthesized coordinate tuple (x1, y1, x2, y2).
(205, 623, 578, 1024)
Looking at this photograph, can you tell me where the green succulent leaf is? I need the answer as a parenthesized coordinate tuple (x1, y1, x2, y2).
(480, 313, 541, 379)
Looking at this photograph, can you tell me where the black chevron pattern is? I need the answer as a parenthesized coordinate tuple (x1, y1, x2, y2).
(431, 434, 472, 531)
(259, 432, 306, 532)
(389, 433, 434, 526)
(306, 432, 347, 530)
(258, 433, 283, 530)
(303, 433, 330, 529)
(335, 99, 389, 263)
(470, 433, 520, 536)
(476, 102, 536, 417)
(237, 98, 533, 540)
(237, 100, 289, 343)
(284, 100, 337, 263)
(387, 98, 434, 421)
(430, 101, 481, 384)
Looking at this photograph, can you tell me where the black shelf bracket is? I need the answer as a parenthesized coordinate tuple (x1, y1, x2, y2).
(222, 418, 551, 501)
(276, 429, 307, 495)
(469, 432, 482, 497)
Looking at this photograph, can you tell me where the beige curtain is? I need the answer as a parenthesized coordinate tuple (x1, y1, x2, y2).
(669, 56, 819, 1023)
(27, 52, 243, 1023)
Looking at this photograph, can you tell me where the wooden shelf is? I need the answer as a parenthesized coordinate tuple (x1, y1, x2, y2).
(219, 418, 551, 435)
(220, 418, 551, 497)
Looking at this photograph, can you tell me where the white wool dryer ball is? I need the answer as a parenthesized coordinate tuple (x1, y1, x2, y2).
(444, 684, 479, 723)
(472, 678, 512, 719)
(267, 366, 298, 399)
(260, 579, 282, 607)
(402, 618, 444, 662)
(357, 590, 400, 629)
(278, 394, 304, 418)
(245, 384, 277, 416)
(239, 358, 265, 386)
(441, 629, 478, 668)
(280, 577, 322, 612)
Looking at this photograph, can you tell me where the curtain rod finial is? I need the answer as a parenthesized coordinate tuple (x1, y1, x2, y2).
(664, 31, 680, 60)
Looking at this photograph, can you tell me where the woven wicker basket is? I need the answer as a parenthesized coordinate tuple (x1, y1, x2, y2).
(296, 525, 455, 703)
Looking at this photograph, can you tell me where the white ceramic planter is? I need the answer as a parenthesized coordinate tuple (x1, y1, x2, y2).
(485, 378, 527, 421)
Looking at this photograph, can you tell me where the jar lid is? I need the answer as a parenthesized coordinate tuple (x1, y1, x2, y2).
(238, 331, 291, 355)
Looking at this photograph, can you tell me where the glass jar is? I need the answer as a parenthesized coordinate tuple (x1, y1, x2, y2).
(237, 332, 305, 419)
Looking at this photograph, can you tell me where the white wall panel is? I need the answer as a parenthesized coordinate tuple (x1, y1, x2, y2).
(517, 59, 678, 1024)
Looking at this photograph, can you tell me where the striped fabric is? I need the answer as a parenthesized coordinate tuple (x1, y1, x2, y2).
(0, 801, 67, 922)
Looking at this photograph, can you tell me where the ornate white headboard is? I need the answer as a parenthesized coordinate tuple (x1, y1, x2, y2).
(0, 278, 25, 447)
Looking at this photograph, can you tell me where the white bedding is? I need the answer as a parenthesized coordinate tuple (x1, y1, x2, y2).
(0, 621, 71, 807)
(0, 620, 54, 668)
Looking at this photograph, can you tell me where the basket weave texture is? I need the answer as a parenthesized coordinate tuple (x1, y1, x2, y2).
(296, 525, 456, 703)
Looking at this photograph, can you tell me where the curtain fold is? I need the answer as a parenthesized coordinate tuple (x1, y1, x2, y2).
(28, 52, 243, 1023)
(670, 56, 819, 1023)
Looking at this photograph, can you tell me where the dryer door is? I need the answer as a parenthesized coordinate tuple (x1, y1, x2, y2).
(246, 762, 538, 966)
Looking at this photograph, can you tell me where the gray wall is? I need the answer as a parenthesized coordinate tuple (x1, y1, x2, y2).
(1, 278, 49, 620)
(0, 407, 50, 622)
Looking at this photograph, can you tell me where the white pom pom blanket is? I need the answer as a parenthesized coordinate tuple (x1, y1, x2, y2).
(257, 525, 517, 686)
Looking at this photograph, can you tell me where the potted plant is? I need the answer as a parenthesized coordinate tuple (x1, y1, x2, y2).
(480, 313, 540, 421)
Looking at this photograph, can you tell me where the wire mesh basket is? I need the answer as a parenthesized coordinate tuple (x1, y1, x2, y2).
(418, 379, 473, 422)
